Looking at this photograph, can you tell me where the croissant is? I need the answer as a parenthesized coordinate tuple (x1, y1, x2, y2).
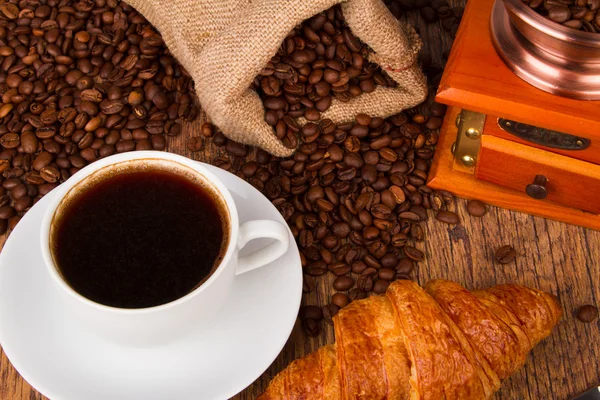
(258, 279, 561, 399)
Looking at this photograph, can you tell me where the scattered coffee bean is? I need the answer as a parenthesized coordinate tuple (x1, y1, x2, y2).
(302, 274, 316, 293)
(332, 292, 350, 308)
(322, 303, 340, 325)
(435, 210, 460, 224)
(187, 137, 204, 152)
(495, 245, 517, 264)
(466, 200, 487, 217)
(333, 276, 355, 291)
(396, 258, 415, 275)
(373, 279, 390, 294)
(404, 246, 425, 261)
(576, 305, 599, 323)
(299, 305, 323, 321)
(302, 318, 320, 336)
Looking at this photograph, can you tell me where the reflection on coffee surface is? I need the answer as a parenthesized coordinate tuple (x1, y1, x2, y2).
(51, 167, 229, 309)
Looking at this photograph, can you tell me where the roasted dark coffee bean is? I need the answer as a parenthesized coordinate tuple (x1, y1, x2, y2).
(357, 275, 374, 292)
(373, 279, 390, 294)
(404, 245, 424, 261)
(352, 260, 368, 274)
(299, 305, 323, 321)
(348, 288, 367, 302)
(466, 199, 487, 217)
(322, 303, 340, 325)
(495, 245, 517, 264)
(0, 205, 16, 219)
(420, 6, 438, 22)
(332, 293, 350, 308)
(303, 274, 316, 293)
(435, 210, 460, 224)
(576, 305, 599, 323)
(187, 137, 204, 152)
(302, 318, 320, 337)
(396, 258, 414, 274)
(333, 275, 355, 291)
(378, 268, 396, 281)
(329, 262, 351, 276)
(306, 261, 327, 276)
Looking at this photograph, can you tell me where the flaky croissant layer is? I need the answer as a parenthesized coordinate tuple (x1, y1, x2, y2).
(258, 279, 561, 400)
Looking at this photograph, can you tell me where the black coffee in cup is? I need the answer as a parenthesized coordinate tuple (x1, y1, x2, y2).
(50, 160, 230, 309)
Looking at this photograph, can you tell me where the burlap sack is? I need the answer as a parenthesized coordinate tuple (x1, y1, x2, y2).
(126, 0, 427, 157)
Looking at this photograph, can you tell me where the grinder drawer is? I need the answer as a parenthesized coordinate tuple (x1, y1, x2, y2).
(475, 135, 600, 214)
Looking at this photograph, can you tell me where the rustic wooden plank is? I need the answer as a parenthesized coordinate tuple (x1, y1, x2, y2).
(2, 1, 600, 399)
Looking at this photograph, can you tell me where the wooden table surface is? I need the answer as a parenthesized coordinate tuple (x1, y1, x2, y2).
(1, 1, 599, 399)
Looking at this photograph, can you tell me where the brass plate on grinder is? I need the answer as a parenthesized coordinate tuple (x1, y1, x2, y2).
(498, 118, 591, 151)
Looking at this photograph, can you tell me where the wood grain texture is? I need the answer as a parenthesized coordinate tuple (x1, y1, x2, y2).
(436, 0, 600, 139)
(1, 2, 599, 400)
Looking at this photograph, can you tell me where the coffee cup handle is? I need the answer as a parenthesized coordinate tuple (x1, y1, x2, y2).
(236, 220, 290, 275)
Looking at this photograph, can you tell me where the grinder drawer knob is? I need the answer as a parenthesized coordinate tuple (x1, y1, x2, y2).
(526, 175, 548, 200)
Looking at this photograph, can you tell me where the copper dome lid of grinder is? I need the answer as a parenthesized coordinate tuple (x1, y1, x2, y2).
(490, 0, 600, 100)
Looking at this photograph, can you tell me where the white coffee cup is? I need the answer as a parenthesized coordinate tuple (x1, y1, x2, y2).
(40, 151, 290, 346)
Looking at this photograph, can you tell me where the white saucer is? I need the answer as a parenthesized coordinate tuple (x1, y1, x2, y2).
(0, 163, 302, 400)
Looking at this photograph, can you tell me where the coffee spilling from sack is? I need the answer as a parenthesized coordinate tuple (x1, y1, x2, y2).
(49, 162, 230, 309)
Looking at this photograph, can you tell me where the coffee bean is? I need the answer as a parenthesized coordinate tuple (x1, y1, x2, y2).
(373, 279, 390, 294)
(404, 246, 424, 261)
(0, 205, 16, 219)
(306, 261, 327, 276)
(495, 245, 517, 264)
(548, 5, 571, 23)
(225, 141, 248, 157)
(576, 305, 599, 323)
(332, 293, 350, 308)
(303, 318, 320, 336)
(357, 275, 374, 292)
(322, 304, 340, 325)
(299, 305, 323, 321)
(378, 268, 396, 281)
(333, 276, 355, 291)
(420, 6, 438, 22)
(466, 199, 487, 217)
(348, 288, 367, 302)
(435, 210, 460, 224)
(303, 274, 316, 293)
(187, 137, 204, 152)
(329, 262, 351, 276)
(352, 260, 367, 274)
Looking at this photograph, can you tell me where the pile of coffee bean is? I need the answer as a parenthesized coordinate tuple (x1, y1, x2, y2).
(208, 3, 470, 337)
(0, 0, 200, 233)
(209, 101, 460, 335)
(252, 6, 397, 150)
(523, 0, 600, 33)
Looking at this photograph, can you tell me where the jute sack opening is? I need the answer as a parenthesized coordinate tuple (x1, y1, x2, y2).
(126, 0, 427, 157)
